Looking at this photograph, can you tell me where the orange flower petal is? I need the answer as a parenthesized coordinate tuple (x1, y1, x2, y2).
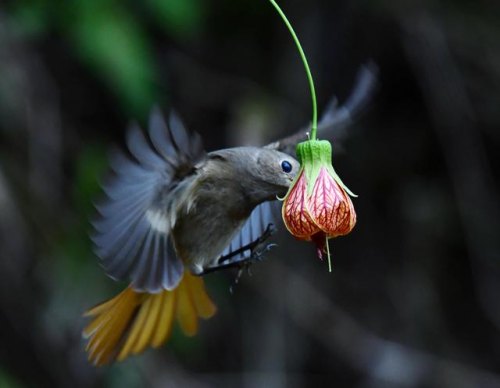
(308, 167, 356, 237)
(282, 172, 320, 239)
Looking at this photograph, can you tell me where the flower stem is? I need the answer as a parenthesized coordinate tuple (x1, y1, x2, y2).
(326, 236, 332, 272)
(268, 0, 318, 140)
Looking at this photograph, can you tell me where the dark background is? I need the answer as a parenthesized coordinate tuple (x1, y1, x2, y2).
(1, 1, 499, 387)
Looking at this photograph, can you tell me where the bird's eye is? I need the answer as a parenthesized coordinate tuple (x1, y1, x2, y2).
(281, 160, 293, 173)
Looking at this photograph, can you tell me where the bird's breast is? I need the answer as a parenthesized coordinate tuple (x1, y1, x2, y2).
(172, 178, 252, 273)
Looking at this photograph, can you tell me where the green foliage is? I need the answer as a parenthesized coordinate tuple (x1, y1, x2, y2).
(8, 1, 49, 38)
(65, 1, 159, 118)
(145, 0, 206, 40)
(0, 369, 21, 388)
(54, 143, 108, 282)
(8, 0, 203, 118)
(73, 143, 108, 218)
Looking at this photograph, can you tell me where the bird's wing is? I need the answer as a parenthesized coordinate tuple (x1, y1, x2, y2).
(92, 107, 205, 292)
(213, 200, 278, 268)
(265, 62, 378, 155)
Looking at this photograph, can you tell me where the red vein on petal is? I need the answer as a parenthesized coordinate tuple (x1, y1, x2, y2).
(283, 173, 319, 239)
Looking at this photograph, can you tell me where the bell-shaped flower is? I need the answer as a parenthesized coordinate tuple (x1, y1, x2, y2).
(281, 139, 356, 262)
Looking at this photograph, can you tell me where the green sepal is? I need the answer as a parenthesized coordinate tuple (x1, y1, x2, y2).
(296, 139, 357, 197)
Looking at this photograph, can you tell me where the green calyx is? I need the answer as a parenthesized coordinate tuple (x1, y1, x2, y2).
(296, 139, 357, 197)
(296, 139, 332, 170)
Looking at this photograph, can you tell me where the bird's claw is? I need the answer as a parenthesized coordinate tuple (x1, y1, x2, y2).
(198, 224, 277, 277)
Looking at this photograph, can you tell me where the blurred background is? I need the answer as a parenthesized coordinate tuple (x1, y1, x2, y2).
(1, 0, 499, 387)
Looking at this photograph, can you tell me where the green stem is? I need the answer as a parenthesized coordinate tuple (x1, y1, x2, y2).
(268, 0, 318, 140)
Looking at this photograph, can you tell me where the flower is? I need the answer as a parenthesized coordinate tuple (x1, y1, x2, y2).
(281, 139, 356, 265)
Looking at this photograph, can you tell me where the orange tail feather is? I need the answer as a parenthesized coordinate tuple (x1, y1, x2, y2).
(83, 273, 216, 366)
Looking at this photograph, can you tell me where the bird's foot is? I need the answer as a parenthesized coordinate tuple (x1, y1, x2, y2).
(198, 223, 276, 276)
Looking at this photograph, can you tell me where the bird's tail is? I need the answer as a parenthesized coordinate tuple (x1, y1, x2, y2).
(82, 273, 216, 366)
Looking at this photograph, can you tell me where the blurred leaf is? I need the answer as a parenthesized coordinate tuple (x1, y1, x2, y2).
(63, 1, 160, 118)
(145, 0, 205, 39)
(8, 1, 50, 38)
(0, 369, 21, 388)
(46, 143, 108, 275)
(73, 143, 108, 218)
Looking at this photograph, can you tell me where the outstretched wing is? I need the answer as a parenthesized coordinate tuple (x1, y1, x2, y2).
(265, 62, 378, 156)
(92, 107, 205, 292)
(203, 200, 278, 271)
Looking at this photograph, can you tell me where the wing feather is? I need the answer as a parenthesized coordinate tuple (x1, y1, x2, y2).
(214, 201, 278, 268)
(92, 108, 205, 292)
